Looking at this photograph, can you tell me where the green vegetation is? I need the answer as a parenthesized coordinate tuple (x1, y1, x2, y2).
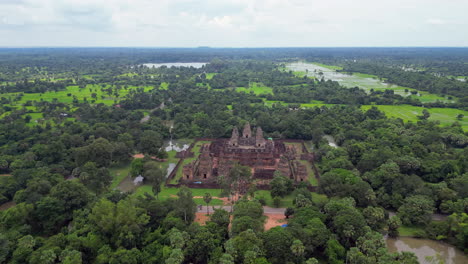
(109, 162, 132, 189)
(313, 62, 343, 70)
(1, 48, 468, 263)
(236, 82, 273, 95)
(134, 185, 224, 205)
(254, 190, 295, 207)
(397, 226, 425, 237)
(361, 105, 468, 130)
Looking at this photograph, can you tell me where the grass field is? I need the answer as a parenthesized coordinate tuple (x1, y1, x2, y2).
(1, 84, 155, 126)
(313, 62, 343, 71)
(255, 190, 295, 207)
(286, 62, 453, 103)
(3, 84, 154, 108)
(134, 185, 225, 205)
(205, 73, 216, 80)
(409, 91, 452, 103)
(361, 105, 468, 130)
(236, 82, 273, 95)
(398, 225, 425, 237)
(109, 162, 132, 189)
(159, 82, 169, 90)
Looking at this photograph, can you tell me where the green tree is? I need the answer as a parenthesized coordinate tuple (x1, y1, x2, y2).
(89, 198, 149, 248)
(418, 109, 431, 120)
(288, 216, 330, 256)
(176, 186, 197, 223)
(203, 192, 212, 214)
(362, 206, 385, 231)
(291, 239, 305, 263)
(33, 196, 66, 234)
(285, 207, 294, 219)
(143, 161, 165, 198)
(130, 158, 144, 177)
(228, 163, 253, 196)
(79, 162, 112, 192)
(261, 227, 293, 263)
(325, 239, 346, 264)
(219, 254, 235, 264)
(138, 130, 163, 156)
(270, 172, 293, 198)
(60, 249, 82, 264)
(185, 227, 220, 264)
(273, 196, 281, 208)
(398, 195, 435, 226)
(166, 249, 184, 264)
(49, 180, 91, 218)
(11, 235, 35, 264)
(388, 216, 402, 237)
(225, 229, 263, 263)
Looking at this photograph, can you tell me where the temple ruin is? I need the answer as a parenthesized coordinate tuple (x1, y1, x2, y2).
(182, 123, 310, 185)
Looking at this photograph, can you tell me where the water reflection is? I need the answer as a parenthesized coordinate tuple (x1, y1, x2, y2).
(386, 237, 467, 264)
(287, 62, 407, 95)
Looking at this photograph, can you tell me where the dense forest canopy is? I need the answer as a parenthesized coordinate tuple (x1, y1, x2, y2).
(0, 48, 467, 264)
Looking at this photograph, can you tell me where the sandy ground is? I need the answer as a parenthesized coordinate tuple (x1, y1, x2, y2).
(194, 212, 287, 231)
(195, 213, 211, 225)
(264, 213, 287, 230)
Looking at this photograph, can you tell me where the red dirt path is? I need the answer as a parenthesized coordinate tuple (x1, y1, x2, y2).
(194, 212, 287, 231)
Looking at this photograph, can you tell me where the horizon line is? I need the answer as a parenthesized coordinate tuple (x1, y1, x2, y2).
(0, 46, 468, 49)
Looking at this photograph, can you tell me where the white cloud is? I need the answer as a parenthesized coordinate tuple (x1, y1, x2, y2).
(0, 0, 467, 46)
(426, 18, 447, 25)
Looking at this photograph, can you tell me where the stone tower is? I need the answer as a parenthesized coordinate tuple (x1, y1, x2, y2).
(256, 126, 266, 147)
(229, 127, 239, 147)
(242, 122, 252, 138)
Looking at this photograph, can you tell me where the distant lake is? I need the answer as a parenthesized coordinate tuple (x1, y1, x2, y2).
(142, 62, 207, 68)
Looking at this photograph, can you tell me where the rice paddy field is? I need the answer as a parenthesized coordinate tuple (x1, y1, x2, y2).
(361, 105, 468, 130)
(286, 62, 451, 103)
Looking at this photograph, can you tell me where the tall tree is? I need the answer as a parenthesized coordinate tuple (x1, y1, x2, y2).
(176, 186, 197, 223)
(203, 193, 212, 214)
(143, 161, 165, 198)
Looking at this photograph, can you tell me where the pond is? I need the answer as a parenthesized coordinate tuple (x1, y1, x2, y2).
(142, 62, 207, 68)
(386, 237, 468, 264)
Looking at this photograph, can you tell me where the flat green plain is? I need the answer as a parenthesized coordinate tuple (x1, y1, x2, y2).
(236, 82, 273, 95)
(361, 105, 468, 130)
(286, 62, 451, 103)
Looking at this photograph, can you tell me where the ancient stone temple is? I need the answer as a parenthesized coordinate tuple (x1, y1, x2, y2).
(182, 123, 309, 184)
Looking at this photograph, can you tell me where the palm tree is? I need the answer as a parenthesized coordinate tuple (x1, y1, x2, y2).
(203, 193, 212, 215)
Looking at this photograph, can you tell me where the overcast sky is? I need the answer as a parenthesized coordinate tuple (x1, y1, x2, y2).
(1, 0, 467, 47)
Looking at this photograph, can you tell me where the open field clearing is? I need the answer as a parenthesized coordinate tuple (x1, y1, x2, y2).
(286, 62, 451, 103)
(361, 105, 468, 130)
(236, 82, 273, 95)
